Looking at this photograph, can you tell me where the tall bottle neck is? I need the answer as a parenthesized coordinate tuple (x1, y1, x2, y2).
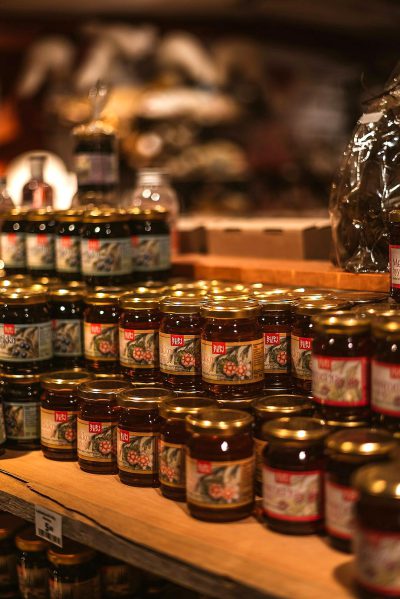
(30, 158, 45, 181)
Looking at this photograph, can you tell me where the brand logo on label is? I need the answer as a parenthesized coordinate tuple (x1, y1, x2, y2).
(55, 412, 68, 423)
(124, 330, 135, 341)
(7, 233, 16, 241)
(88, 239, 100, 250)
(171, 335, 184, 347)
(37, 234, 48, 245)
(265, 333, 280, 345)
(390, 365, 400, 379)
(120, 430, 130, 443)
(317, 357, 331, 370)
(91, 323, 102, 335)
(4, 324, 15, 335)
(212, 342, 226, 355)
(275, 471, 291, 484)
(299, 338, 312, 350)
(197, 460, 212, 474)
(89, 422, 102, 434)
(61, 237, 72, 247)
(343, 488, 358, 502)
(131, 236, 139, 247)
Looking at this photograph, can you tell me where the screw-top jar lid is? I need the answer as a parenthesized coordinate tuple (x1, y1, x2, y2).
(94, 372, 130, 380)
(263, 416, 328, 442)
(160, 396, 216, 419)
(0, 286, 47, 304)
(3, 208, 29, 219)
(55, 209, 84, 222)
(312, 314, 370, 334)
(48, 288, 84, 302)
(186, 408, 253, 434)
(294, 299, 348, 315)
(26, 209, 54, 221)
(326, 428, 396, 456)
(252, 286, 291, 296)
(128, 206, 168, 220)
(85, 289, 125, 304)
(332, 291, 388, 305)
(118, 386, 173, 409)
(353, 462, 400, 500)
(216, 397, 256, 411)
(15, 527, 48, 552)
(323, 419, 370, 430)
(372, 313, 400, 338)
(48, 540, 96, 566)
(255, 295, 293, 310)
(119, 294, 159, 310)
(253, 394, 314, 416)
(40, 370, 93, 392)
(1, 372, 41, 383)
(33, 277, 62, 289)
(200, 298, 260, 319)
(78, 379, 130, 401)
(160, 296, 204, 314)
(82, 209, 129, 223)
(128, 285, 169, 298)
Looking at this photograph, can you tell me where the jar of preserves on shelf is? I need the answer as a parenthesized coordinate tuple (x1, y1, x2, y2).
(325, 428, 396, 554)
(129, 207, 171, 283)
(159, 396, 216, 501)
(55, 209, 83, 280)
(0, 209, 28, 275)
(119, 295, 160, 382)
(117, 387, 172, 487)
(84, 290, 122, 373)
(0, 513, 25, 599)
(159, 297, 204, 392)
(25, 210, 56, 277)
(77, 378, 130, 474)
(258, 296, 293, 389)
(186, 408, 255, 522)
(389, 209, 400, 303)
(0, 287, 52, 373)
(2, 373, 41, 450)
(200, 299, 264, 399)
(262, 417, 328, 534)
(15, 527, 48, 599)
(49, 288, 85, 369)
(312, 314, 371, 422)
(48, 541, 101, 599)
(81, 210, 131, 287)
(40, 370, 93, 461)
(101, 555, 143, 599)
(252, 394, 314, 496)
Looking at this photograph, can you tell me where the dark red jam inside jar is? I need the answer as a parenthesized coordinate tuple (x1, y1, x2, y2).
(25, 209, 56, 278)
(54, 209, 83, 281)
(0, 209, 28, 275)
(40, 370, 93, 461)
(325, 428, 396, 554)
(312, 314, 371, 423)
(262, 417, 328, 535)
(49, 288, 85, 370)
(159, 396, 216, 502)
(389, 209, 400, 303)
(77, 378, 130, 474)
(2, 373, 41, 451)
(129, 207, 171, 283)
(48, 540, 101, 599)
(15, 526, 49, 599)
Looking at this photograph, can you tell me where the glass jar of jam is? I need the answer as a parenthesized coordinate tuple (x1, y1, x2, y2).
(0, 513, 25, 599)
(159, 396, 216, 501)
(389, 209, 400, 303)
(101, 555, 143, 599)
(0, 287, 52, 373)
(312, 314, 371, 423)
(26, 210, 56, 277)
(119, 295, 160, 382)
(2, 373, 41, 450)
(55, 209, 83, 281)
(291, 299, 348, 394)
(159, 297, 204, 392)
(262, 416, 328, 534)
(49, 288, 85, 369)
(129, 208, 171, 283)
(40, 370, 93, 461)
(186, 408, 255, 522)
(81, 210, 131, 287)
(78, 378, 130, 474)
(200, 299, 264, 399)
(216, 396, 256, 412)
(325, 428, 396, 554)
(117, 387, 171, 487)
(258, 296, 293, 390)
(0, 209, 28, 275)
(15, 527, 49, 599)
(252, 394, 314, 496)
(353, 462, 400, 599)
(84, 290, 122, 373)
(48, 540, 101, 599)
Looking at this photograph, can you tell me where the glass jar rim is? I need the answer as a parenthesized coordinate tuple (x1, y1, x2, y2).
(353, 462, 400, 500)
(160, 296, 204, 314)
(128, 207, 168, 220)
(40, 370, 93, 391)
(119, 295, 159, 310)
(263, 416, 328, 441)
(49, 288, 84, 302)
(312, 314, 370, 334)
(293, 299, 348, 315)
(15, 528, 48, 552)
(26, 209, 54, 221)
(186, 408, 253, 434)
(160, 396, 216, 419)
(200, 299, 260, 319)
(82, 209, 129, 223)
(0, 286, 47, 304)
(326, 428, 396, 456)
(117, 386, 172, 408)
(253, 394, 314, 416)
(78, 379, 130, 401)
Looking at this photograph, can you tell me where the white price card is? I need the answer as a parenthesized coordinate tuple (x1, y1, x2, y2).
(35, 505, 63, 547)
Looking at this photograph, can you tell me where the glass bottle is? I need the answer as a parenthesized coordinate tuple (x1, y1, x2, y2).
(48, 540, 101, 598)
(21, 155, 53, 209)
(15, 527, 49, 599)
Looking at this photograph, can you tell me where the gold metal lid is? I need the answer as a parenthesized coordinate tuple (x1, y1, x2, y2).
(1, 373, 41, 383)
(263, 417, 328, 442)
(216, 397, 255, 411)
(352, 304, 398, 318)
(169, 289, 208, 299)
(353, 462, 400, 499)
(15, 527, 48, 552)
(0, 513, 25, 540)
(48, 288, 84, 302)
(323, 419, 369, 430)
(94, 372, 129, 380)
(294, 299, 348, 315)
(55, 209, 84, 222)
(3, 208, 29, 219)
(9, 274, 33, 283)
(0, 286, 47, 304)
(78, 379, 130, 401)
(372, 314, 400, 337)
(160, 296, 204, 314)
(255, 295, 293, 310)
(160, 396, 216, 419)
(200, 298, 260, 319)
(119, 294, 159, 310)
(26, 209, 54, 221)
(326, 428, 396, 456)
(253, 394, 314, 416)
(48, 541, 96, 566)
(85, 290, 125, 304)
(127, 285, 169, 298)
(208, 283, 250, 295)
(186, 408, 253, 434)
(40, 370, 93, 391)
(312, 314, 370, 334)
(332, 291, 388, 305)
(32, 277, 61, 289)
(128, 206, 168, 220)
(117, 386, 173, 409)
(389, 209, 400, 223)
(83, 209, 129, 223)
(252, 286, 291, 296)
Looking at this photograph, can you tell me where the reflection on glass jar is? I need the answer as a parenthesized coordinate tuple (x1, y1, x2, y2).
(2, 373, 41, 450)
(84, 290, 123, 374)
(49, 288, 85, 370)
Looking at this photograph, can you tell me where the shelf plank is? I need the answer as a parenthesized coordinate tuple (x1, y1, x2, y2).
(0, 451, 355, 599)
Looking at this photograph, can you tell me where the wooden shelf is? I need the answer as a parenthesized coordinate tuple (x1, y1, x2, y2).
(0, 450, 356, 599)
(173, 254, 389, 292)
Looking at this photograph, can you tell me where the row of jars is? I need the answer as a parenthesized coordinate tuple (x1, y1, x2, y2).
(0, 207, 171, 284)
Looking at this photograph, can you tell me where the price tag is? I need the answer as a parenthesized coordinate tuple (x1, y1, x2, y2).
(35, 505, 63, 547)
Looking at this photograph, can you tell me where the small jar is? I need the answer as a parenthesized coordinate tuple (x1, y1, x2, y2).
(119, 295, 160, 382)
(258, 296, 293, 389)
(129, 208, 171, 283)
(252, 394, 314, 496)
(200, 299, 264, 399)
(312, 314, 371, 422)
(325, 428, 396, 553)
(159, 396, 216, 501)
(0, 209, 28, 275)
(40, 370, 93, 461)
(77, 378, 130, 474)
(25, 210, 56, 277)
(101, 555, 143, 599)
(159, 297, 204, 392)
(54, 209, 83, 280)
(84, 290, 122, 373)
(81, 210, 131, 287)
(291, 299, 347, 393)
(186, 408, 255, 522)
(2, 373, 41, 450)
(353, 463, 400, 599)
(48, 540, 100, 599)
(0, 287, 52, 373)
(117, 387, 171, 487)
(262, 417, 328, 534)
(15, 527, 49, 599)
(49, 288, 85, 369)
(389, 209, 400, 303)
(0, 513, 25, 599)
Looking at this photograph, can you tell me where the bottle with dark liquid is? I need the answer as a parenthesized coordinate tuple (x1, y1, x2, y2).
(21, 155, 53, 209)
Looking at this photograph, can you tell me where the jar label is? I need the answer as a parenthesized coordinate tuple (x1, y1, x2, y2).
(186, 456, 254, 508)
(254, 437, 268, 486)
(41, 408, 78, 449)
(159, 333, 201, 375)
(3, 401, 40, 440)
(291, 335, 312, 381)
(325, 479, 357, 540)
(0, 322, 53, 362)
(77, 419, 116, 462)
(26, 233, 55, 270)
(117, 429, 159, 474)
(0, 553, 17, 586)
(264, 332, 289, 374)
(0, 232, 25, 268)
(390, 244, 400, 288)
(201, 339, 264, 385)
(55, 236, 80, 273)
(52, 319, 83, 357)
(75, 152, 118, 185)
(81, 238, 132, 276)
(371, 359, 400, 415)
(84, 323, 118, 361)
(131, 234, 171, 272)
(50, 575, 101, 599)
(354, 527, 400, 595)
(159, 440, 185, 488)
(119, 328, 158, 369)
(262, 466, 323, 521)
(312, 355, 368, 406)
(17, 564, 48, 599)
